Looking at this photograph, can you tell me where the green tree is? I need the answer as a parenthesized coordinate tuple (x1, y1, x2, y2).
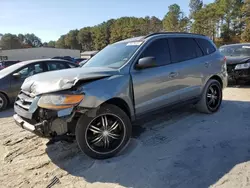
(92, 22, 110, 50)
(149, 16, 163, 33)
(43, 42, 48, 47)
(17, 34, 25, 45)
(0, 34, 22, 50)
(216, 0, 244, 42)
(162, 4, 189, 32)
(55, 35, 67, 48)
(47, 41, 56, 48)
(110, 17, 153, 43)
(64, 30, 80, 50)
(24, 33, 42, 47)
(189, 0, 203, 17)
(241, 0, 250, 42)
(77, 27, 93, 51)
(192, 3, 221, 40)
(143, 16, 163, 34)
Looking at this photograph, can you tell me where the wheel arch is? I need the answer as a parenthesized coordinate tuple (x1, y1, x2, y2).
(0, 90, 10, 105)
(200, 74, 224, 97)
(102, 98, 132, 120)
(209, 75, 223, 88)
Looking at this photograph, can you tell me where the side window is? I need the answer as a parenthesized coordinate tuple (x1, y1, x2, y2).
(18, 67, 29, 79)
(195, 41, 203, 57)
(196, 38, 216, 55)
(18, 63, 44, 79)
(168, 38, 202, 63)
(140, 38, 171, 66)
(47, 62, 68, 71)
(34, 64, 44, 74)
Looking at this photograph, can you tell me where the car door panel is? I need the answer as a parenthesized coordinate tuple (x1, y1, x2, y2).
(130, 38, 180, 116)
(10, 63, 45, 97)
(168, 37, 204, 100)
(132, 63, 182, 115)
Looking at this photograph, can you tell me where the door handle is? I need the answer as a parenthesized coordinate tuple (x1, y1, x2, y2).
(169, 72, 178, 78)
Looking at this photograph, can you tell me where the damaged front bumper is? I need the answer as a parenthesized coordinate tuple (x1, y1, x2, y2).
(13, 108, 76, 138)
(13, 114, 49, 137)
(13, 107, 77, 138)
(13, 91, 83, 138)
(227, 65, 250, 81)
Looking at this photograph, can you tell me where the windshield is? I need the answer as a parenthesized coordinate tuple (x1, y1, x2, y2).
(0, 62, 23, 78)
(219, 44, 250, 57)
(82, 41, 142, 68)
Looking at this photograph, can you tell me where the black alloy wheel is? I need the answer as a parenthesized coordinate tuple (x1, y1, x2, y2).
(196, 79, 222, 114)
(85, 114, 126, 154)
(206, 83, 222, 111)
(76, 104, 132, 159)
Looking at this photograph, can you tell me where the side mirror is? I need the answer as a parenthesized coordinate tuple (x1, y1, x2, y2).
(135, 57, 157, 70)
(12, 72, 21, 79)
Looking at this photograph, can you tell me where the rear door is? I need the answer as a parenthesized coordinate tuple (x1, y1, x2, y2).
(195, 38, 220, 79)
(130, 38, 181, 115)
(168, 37, 204, 100)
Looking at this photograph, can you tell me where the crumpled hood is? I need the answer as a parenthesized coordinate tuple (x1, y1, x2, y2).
(226, 56, 250, 65)
(22, 67, 118, 96)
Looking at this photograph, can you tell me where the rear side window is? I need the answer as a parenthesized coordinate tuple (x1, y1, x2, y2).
(140, 38, 171, 66)
(47, 61, 69, 71)
(168, 38, 203, 63)
(196, 38, 216, 55)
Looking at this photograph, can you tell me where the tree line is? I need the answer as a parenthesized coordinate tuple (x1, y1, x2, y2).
(0, 0, 249, 51)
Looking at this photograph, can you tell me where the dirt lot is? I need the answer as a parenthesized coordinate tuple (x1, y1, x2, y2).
(0, 86, 250, 188)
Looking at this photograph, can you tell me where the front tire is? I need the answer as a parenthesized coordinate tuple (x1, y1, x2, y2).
(75, 104, 132, 159)
(0, 93, 8, 111)
(196, 79, 222, 114)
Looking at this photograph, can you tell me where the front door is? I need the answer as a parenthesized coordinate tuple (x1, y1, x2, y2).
(130, 38, 181, 116)
(10, 63, 45, 98)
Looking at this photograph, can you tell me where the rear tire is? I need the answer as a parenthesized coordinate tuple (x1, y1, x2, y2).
(196, 79, 222, 114)
(0, 93, 8, 111)
(75, 104, 132, 159)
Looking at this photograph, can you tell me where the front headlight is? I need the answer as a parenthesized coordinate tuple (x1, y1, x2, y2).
(235, 62, 250, 70)
(38, 94, 84, 110)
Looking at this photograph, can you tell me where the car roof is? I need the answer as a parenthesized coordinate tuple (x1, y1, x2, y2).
(115, 32, 209, 44)
(18, 58, 72, 65)
(0, 59, 77, 78)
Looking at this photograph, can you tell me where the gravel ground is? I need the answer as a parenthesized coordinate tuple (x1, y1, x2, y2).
(0, 85, 250, 188)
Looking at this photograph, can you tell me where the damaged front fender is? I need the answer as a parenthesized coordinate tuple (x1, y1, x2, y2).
(77, 74, 135, 120)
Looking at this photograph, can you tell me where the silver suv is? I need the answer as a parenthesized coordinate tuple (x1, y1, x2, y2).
(13, 32, 228, 159)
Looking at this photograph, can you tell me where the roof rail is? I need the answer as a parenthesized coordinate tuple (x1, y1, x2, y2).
(145, 32, 206, 38)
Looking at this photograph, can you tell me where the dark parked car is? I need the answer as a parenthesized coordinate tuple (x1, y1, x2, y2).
(0, 60, 20, 70)
(219, 43, 250, 82)
(0, 59, 79, 111)
(74, 58, 86, 64)
(52, 56, 75, 63)
(13, 32, 227, 159)
(79, 59, 88, 67)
